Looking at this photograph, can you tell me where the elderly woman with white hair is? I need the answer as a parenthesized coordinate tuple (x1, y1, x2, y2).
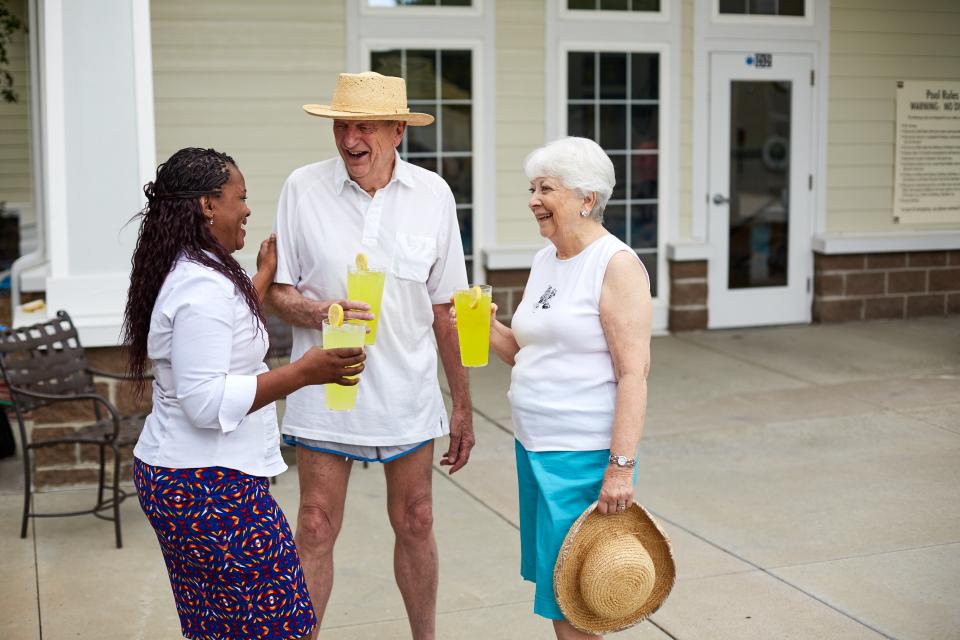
(489, 137, 653, 639)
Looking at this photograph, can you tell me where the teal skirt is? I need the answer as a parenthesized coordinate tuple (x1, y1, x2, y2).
(515, 440, 637, 620)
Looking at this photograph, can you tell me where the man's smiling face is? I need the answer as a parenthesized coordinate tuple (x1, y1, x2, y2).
(333, 119, 405, 190)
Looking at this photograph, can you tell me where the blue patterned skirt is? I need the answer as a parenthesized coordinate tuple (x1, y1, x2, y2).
(133, 458, 316, 640)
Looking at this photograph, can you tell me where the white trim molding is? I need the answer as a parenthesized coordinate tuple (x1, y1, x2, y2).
(666, 241, 714, 262)
(483, 245, 547, 271)
(813, 232, 960, 255)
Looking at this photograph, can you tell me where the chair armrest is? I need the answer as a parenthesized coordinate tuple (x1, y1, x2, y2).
(7, 385, 121, 425)
(86, 366, 155, 381)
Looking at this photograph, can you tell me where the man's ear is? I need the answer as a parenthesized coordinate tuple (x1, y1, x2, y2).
(393, 121, 407, 146)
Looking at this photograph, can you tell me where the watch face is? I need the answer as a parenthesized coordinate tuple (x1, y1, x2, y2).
(616, 455, 627, 466)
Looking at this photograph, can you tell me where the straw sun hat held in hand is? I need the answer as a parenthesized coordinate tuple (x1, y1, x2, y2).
(554, 500, 676, 634)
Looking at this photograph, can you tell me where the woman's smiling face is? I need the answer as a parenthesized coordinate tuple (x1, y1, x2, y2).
(528, 176, 585, 241)
(205, 165, 250, 253)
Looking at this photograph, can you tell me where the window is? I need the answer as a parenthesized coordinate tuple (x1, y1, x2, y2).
(566, 50, 660, 294)
(370, 48, 475, 275)
(567, 0, 660, 10)
(368, 0, 471, 6)
(718, 0, 804, 16)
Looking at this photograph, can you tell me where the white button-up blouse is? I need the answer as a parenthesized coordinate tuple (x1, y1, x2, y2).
(132, 255, 286, 477)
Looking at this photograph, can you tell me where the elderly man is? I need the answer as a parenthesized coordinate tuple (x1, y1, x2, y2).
(267, 72, 474, 639)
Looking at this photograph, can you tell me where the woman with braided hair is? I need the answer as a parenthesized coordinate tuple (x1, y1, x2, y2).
(123, 147, 364, 640)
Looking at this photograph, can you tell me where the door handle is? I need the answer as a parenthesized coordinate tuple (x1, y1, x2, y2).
(712, 193, 729, 205)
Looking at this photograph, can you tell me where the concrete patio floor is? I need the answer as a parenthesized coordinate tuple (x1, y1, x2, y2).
(1, 317, 958, 639)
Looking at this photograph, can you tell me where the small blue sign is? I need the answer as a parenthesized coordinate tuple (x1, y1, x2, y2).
(746, 56, 755, 66)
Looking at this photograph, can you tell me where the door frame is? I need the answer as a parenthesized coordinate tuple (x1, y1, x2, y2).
(707, 50, 815, 328)
(688, 0, 830, 328)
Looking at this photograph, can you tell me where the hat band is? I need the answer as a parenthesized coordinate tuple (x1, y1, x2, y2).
(330, 103, 412, 115)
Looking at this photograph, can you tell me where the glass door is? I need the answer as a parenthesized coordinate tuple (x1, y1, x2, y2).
(707, 52, 813, 328)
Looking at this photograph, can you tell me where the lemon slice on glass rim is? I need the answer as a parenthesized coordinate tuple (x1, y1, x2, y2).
(328, 303, 344, 327)
(355, 252, 369, 271)
(468, 285, 483, 309)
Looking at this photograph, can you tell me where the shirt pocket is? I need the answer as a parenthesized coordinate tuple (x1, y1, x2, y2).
(391, 232, 437, 283)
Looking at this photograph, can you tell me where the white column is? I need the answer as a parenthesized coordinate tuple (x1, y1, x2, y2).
(32, 0, 155, 346)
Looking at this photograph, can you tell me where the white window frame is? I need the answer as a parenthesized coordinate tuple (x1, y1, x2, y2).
(361, 0, 482, 19)
(559, 1, 670, 23)
(348, 0, 493, 286)
(547, 1, 679, 333)
(712, 0, 813, 26)
(559, 42, 668, 278)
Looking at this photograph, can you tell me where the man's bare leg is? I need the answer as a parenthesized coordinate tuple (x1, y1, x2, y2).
(295, 447, 353, 638)
(384, 441, 438, 640)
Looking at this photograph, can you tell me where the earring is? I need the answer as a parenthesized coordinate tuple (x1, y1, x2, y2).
(208, 217, 214, 226)
(579, 209, 590, 217)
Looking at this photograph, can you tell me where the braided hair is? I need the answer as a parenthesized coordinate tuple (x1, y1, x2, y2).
(122, 147, 264, 387)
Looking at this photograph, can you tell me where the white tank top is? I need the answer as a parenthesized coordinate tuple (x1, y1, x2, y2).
(508, 233, 646, 451)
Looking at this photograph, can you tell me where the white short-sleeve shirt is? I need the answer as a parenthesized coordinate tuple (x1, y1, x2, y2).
(133, 255, 286, 477)
(274, 154, 468, 446)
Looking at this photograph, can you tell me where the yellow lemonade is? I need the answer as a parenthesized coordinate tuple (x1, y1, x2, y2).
(322, 320, 366, 411)
(453, 285, 492, 367)
(347, 267, 386, 345)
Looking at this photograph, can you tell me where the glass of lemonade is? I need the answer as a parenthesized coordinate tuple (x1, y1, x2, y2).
(322, 320, 366, 411)
(347, 266, 386, 345)
(453, 284, 492, 367)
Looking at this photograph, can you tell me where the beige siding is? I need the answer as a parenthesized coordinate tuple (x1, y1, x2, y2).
(0, 0, 32, 223)
(494, 0, 545, 246)
(677, 0, 694, 240)
(827, 1, 960, 233)
(151, 0, 345, 252)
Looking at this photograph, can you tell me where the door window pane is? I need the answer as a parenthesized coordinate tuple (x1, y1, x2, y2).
(728, 81, 791, 289)
(566, 50, 660, 295)
(370, 48, 474, 271)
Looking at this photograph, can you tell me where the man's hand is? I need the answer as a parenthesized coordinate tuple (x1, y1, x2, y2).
(439, 404, 475, 474)
(320, 299, 374, 324)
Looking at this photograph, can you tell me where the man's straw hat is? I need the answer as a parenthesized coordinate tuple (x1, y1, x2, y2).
(554, 501, 675, 634)
(303, 72, 434, 126)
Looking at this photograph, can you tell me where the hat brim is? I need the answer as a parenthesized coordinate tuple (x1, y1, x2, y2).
(554, 501, 676, 635)
(303, 104, 434, 126)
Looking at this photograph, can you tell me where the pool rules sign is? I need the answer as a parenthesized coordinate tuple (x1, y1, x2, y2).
(893, 81, 960, 224)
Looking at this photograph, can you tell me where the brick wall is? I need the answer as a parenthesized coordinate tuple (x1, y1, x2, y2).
(487, 269, 528, 326)
(24, 346, 151, 488)
(813, 250, 960, 322)
(668, 260, 708, 331)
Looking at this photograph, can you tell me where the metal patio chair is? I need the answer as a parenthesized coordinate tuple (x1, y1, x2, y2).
(0, 310, 149, 548)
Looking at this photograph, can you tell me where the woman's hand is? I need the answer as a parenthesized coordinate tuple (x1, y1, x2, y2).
(256, 234, 277, 278)
(253, 234, 278, 304)
(449, 301, 498, 328)
(295, 346, 366, 386)
(596, 465, 635, 516)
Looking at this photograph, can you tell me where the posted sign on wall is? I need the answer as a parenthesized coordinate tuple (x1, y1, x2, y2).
(893, 81, 960, 225)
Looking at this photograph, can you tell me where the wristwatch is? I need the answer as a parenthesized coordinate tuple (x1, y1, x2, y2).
(608, 454, 636, 468)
